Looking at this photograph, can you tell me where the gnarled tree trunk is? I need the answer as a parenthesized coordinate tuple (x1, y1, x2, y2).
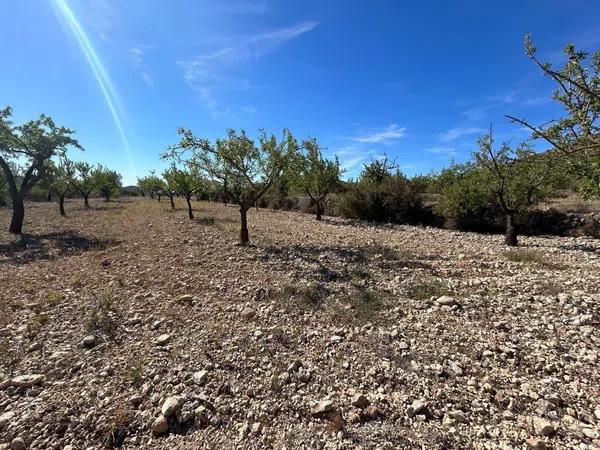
(169, 195, 175, 210)
(316, 201, 323, 221)
(186, 195, 193, 219)
(240, 207, 249, 246)
(9, 195, 25, 234)
(505, 212, 518, 247)
(84, 194, 90, 208)
(59, 195, 66, 216)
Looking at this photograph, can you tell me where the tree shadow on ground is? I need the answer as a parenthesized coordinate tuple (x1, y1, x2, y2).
(256, 242, 434, 282)
(558, 243, 600, 255)
(0, 231, 119, 264)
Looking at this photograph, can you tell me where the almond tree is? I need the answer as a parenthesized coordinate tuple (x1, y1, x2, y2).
(0, 106, 81, 234)
(51, 158, 72, 216)
(94, 167, 122, 202)
(68, 161, 101, 208)
(137, 172, 163, 200)
(160, 167, 179, 209)
(163, 164, 199, 219)
(474, 131, 555, 246)
(291, 138, 343, 220)
(507, 35, 600, 198)
(166, 128, 297, 245)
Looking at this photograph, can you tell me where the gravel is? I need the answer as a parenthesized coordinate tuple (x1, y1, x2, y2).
(0, 198, 599, 449)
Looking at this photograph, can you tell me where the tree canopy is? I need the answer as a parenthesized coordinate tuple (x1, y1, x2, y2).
(0, 106, 81, 233)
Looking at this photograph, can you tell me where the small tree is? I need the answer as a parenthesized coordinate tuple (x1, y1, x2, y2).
(507, 35, 600, 198)
(68, 161, 101, 208)
(50, 158, 73, 216)
(474, 131, 555, 246)
(161, 167, 179, 209)
(166, 128, 297, 245)
(163, 164, 199, 219)
(292, 138, 343, 220)
(137, 173, 163, 201)
(0, 107, 81, 234)
(94, 167, 122, 202)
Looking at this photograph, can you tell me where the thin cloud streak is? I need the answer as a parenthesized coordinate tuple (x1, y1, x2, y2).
(179, 21, 318, 116)
(439, 126, 486, 142)
(352, 124, 406, 144)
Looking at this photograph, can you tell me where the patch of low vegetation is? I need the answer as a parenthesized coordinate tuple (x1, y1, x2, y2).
(46, 290, 62, 307)
(124, 356, 145, 386)
(86, 288, 121, 339)
(351, 287, 384, 321)
(0, 337, 23, 377)
(405, 279, 452, 301)
(197, 216, 216, 225)
(538, 281, 564, 297)
(26, 312, 50, 339)
(278, 282, 330, 310)
(504, 249, 567, 270)
(101, 406, 134, 449)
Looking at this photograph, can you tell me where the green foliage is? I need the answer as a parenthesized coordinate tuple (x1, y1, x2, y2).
(511, 36, 599, 195)
(50, 157, 72, 198)
(94, 166, 122, 202)
(162, 164, 200, 198)
(166, 128, 298, 244)
(474, 132, 555, 215)
(576, 156, 600, 199)
(69, 161, 102, 201)
(167, 128, 298, 210)
(0, 106, 81, 199)
(434, 162, 502, 231)
(290, 138, 343, 219)
(137, 172, 164, 198)
(336, 157, 426, 224)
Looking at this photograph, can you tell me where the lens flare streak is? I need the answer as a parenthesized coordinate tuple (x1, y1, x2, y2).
(50, 0, 136, 175)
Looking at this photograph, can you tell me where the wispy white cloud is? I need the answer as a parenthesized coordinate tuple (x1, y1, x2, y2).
(426, 146, 457, 156)
(439, 126, 486, 142)
(520, 96, 549, 107)
(180, 21, 318, 116)
(486, 90, 517, 105)
(82, 0, 118, 42)
(352, 124, 407, 144)
(130, 46, 155, 87)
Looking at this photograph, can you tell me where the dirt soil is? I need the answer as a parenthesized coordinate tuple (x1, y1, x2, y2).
(1, 198, 599, 450)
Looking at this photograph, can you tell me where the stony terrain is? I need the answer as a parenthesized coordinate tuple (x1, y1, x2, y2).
(1, 198, 599, 450)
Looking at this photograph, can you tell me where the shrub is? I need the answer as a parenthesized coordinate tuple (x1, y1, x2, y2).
(336, 168, 429, 224)
(434, 163, 503, 232)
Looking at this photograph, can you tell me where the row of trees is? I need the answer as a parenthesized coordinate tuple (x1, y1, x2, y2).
(137, 131, 342, 245)
(1, 35, 598, 246)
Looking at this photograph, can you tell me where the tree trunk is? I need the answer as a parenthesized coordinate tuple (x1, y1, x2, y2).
(59, 195, 66, 216)
(47, 189, 52, 202)
(169, 195, 175, 210)
(84, 194, 90, 208)
(240, 207, 249, 246)
(186, 195, 194, 219)
(505, 213, 518, 247)
(316, 201, 323, 221)
(157, 193, 162, 202)
(9, 195, 25, 234)
(150, 192, 154, 200)
(103, 191, 110, 202)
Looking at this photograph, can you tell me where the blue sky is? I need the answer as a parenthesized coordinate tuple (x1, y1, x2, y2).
(2, 0, 600, 185)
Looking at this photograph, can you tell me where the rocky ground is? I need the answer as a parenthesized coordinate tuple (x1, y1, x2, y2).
(0, 198, 599, 450)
